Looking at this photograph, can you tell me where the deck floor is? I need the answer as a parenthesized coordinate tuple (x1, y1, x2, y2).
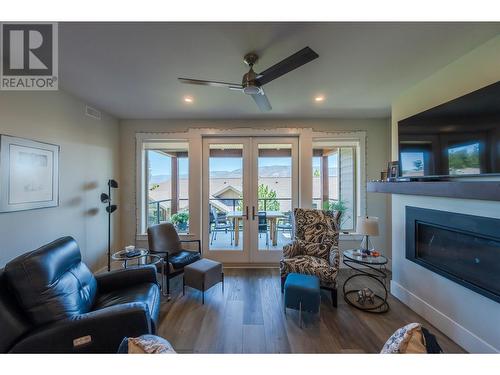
(157, 268, 465, 353)
(208, 230, 292, 251)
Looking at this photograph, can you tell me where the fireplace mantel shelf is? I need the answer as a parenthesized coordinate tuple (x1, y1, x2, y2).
(367, 181, 500, 201)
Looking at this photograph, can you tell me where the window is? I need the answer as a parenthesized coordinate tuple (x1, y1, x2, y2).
(312, 141, 357, 231)
(143, 141, 189, 233)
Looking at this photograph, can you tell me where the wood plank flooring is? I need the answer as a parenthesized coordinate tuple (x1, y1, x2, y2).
(157, 268, 465, 353)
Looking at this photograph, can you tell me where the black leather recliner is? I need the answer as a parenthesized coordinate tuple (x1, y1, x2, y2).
(0, 236, 161, 353)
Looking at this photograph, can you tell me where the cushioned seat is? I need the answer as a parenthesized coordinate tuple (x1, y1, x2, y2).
(281, 255, 338, 286)
(147, 223, 202, 297)
(93, 283, 160, 322)
(1, 237, 161, 353)
(280, 208, 341, 307)
(169, 250, 201, 270)
(183, 259, 223, 304)
(284, 273, 320, 327)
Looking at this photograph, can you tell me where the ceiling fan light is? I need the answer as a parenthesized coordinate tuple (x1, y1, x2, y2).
(243, 86, 261, 95)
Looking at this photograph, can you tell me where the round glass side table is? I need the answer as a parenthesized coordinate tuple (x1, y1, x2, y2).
(111, 249, 167, 296)
(342, 249, 389, 313)
(112, 248, 149, 268)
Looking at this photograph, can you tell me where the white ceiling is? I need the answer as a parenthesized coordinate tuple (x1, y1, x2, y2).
(59, 22, 500, 119)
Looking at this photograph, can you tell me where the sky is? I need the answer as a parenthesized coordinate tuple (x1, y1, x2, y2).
(148, 151, 188, 176)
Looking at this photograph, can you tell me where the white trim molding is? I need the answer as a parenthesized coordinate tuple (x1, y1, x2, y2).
(391, 280, 498, 353)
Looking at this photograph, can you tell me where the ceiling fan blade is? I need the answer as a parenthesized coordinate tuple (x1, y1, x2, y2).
(178, 77, 242, 90)
(251, 90, 272, 112)
(256, 47, 319, 86)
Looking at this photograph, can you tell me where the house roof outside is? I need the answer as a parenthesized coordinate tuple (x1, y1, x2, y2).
(148, 176, 338, 213)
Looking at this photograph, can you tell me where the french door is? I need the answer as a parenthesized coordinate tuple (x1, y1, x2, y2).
(202, 137, 298, 264)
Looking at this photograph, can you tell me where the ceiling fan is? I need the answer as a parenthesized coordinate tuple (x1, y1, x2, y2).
(178, 46, 319, 112)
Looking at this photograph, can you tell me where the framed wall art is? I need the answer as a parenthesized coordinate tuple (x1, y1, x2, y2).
(0, 135, 59, 212)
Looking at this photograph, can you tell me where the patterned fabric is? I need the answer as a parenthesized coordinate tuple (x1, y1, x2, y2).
(280, 208, 341, 288)
(120, 334, 177, 354)
(280, 255, 338, 288)
(380, 323, 427, 354)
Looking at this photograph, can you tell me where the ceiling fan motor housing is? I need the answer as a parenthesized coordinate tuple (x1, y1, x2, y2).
(242, 65, 262, 95)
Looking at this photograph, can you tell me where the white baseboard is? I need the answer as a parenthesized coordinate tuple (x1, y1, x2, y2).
(390, 280, 498, 353)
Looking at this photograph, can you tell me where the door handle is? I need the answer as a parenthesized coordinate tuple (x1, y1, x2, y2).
(242, 206, 249, 220)
(252, 206, 257, 220)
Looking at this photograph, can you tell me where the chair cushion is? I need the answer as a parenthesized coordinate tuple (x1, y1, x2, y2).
(93, 283, 160, 324)
(293, 208, 340, 249)
(148, 223, 183, 254)
(168, 250, 200, 270)
(4, 237, 97, 326)
(280, 255, 338, 287)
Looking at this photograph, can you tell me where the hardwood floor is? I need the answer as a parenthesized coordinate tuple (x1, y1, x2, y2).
(157, 268, 465, 353)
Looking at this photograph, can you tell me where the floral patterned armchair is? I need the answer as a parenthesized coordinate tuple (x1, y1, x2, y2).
(280, 208, 341, 306)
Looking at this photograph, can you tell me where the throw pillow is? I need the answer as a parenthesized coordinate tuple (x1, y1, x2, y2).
(118, 334, 177, 354)
(381, 322, 427, 354)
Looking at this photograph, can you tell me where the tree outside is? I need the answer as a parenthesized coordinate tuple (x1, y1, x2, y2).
(236, 183, 280, 211)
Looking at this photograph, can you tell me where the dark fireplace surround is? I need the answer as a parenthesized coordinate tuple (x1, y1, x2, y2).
(406, 206, 500, 303)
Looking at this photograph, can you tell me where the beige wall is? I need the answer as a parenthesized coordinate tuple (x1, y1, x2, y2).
(0, 90, 120, 270)
(119, 118, 391, 258)
(390, 35, 500, 353)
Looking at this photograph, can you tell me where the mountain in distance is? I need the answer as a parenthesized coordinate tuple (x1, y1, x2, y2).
(152, 165, 336, 182)
(210, 165, 292, 178)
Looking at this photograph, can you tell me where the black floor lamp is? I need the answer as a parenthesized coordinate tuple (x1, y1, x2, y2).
(101, 179, 118, 271)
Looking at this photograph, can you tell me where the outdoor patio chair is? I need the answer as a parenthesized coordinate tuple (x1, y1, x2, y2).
(258, 211, 269, 246)
(210, 206, 234, 245)
(277, 210, 293, 235)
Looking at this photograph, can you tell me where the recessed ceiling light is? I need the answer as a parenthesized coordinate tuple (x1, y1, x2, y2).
(314, 95, 325, 102)
(183, 96, 193, 103)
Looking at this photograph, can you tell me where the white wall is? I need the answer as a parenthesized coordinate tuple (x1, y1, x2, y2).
(119, 118, 391, 258)
(391, 35, 500, 353)
(0, 90, 120, 271)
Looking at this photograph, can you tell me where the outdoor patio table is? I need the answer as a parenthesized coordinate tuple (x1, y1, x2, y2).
(226, 211, 285, 246)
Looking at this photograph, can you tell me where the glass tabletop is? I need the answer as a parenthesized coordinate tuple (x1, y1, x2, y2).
(112, 248, 148, 261)
(343, 249, 388, 265)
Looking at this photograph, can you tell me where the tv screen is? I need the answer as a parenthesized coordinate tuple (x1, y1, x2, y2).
(398, 81, 500, 178)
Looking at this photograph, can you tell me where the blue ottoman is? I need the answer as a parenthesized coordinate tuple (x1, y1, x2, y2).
(284, 273, 320, 327)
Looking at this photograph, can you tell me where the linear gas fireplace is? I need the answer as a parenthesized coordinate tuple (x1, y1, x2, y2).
(406, 206, 500, 303)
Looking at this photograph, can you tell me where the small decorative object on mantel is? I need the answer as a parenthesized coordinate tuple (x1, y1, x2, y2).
(0, 135, 60, 213)
(100, 179, 119, 271)
(387, 161, 399, 181)
(357, 288, 375, 305)
(380, 170, 388, 181)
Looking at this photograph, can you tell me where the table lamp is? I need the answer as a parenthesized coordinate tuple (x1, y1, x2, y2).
(357, 216, 379, 255)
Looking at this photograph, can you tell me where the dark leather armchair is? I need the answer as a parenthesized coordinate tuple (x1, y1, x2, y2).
(0, 236, 160, 353)
(147, 223, 201, 298)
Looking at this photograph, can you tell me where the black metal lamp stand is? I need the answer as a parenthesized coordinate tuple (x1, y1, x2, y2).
(100, 179, 118, 271)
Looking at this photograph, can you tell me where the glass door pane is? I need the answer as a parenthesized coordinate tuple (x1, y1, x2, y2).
(208, 143, 244, 251)
(256, 144, 292, 250)
(250, 138, 298, 263)
(202, 138, 250, 263)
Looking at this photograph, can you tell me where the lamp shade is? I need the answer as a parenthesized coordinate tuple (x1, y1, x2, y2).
(357, 216, 379, 236)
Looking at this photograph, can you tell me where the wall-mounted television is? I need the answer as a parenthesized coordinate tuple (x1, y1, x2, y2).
(398, 81, 500, 179)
